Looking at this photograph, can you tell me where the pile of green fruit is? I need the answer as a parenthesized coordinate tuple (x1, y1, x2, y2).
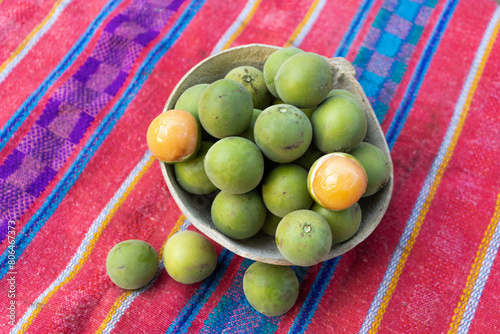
(109, 47, 391, 317)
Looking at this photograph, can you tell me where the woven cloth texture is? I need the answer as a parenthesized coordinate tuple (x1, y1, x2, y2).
(1, 0, 500, 332)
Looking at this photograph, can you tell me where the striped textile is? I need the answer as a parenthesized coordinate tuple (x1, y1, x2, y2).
(1, 0, 499, 332)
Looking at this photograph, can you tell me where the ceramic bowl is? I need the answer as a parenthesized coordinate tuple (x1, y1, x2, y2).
(160, 44, 393, 265)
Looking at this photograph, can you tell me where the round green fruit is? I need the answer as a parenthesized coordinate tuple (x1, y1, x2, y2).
(163, 230, 217, 284)
(263, 47, 304, 97)
(204, 137, 264, 194)
(262, 164, 313, 218)
(274, 52, 333, 108)
(272, 97, 315, 118)
(275, 210, 332, 266)
(311, 95, 367, 153)
(225, 66, 272, 110)
(292, 144, 324, 170)
(198, 79, 253, 138)
(174, 141, 217, 195)
(261, 211, 281, 237)
(254, 104, 312, 163)
(349, 142, 390, 197)
(239, 109, 262, 143)
(327, 88, 358, 101)
(211, 190, 267, 239)
(174, 83, 209, 122)
(243, 262, 299, 316)
(106, 240, 158, 290)
(311, 202, 362, 244)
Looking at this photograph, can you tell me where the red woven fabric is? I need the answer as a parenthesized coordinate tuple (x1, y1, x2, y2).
(1, 0, 500, 332)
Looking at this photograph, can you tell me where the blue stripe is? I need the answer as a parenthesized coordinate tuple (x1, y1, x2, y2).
(334, 0, 377, 57)
(289, 257, 340, 333)
(385, 0, 460, 149)
(0, 0, 206, 280)
(0, 0, 124, 151)
(166, 248, 234, 334)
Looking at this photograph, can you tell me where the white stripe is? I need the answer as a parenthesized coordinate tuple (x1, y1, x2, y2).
(458, 223, 500, 333)
(0, 0, 74, 84)
(359, 7, 500, 333)
(456, 10, 500, 331)
(210, 0, 259, 54)
(102, 262, 162, 334)
(292, 0, 328, 47)
(11, 151, 153, 333)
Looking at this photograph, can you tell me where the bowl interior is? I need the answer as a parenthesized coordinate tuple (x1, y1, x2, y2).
(160, 44, 393, 265)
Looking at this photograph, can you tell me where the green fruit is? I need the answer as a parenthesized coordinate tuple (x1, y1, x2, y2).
(300, 106, 315, 119)
(272, 97, 315, 118)
(263, 47, 304, 97)
(204, 137, 264, 194)
(293, 144, 324, 170)
(274, 52, 333, 108)
(198, 79, 253, 138)
(327, 88, 358, 101)
(175, 83, 209, 122)
(311, 95, 367, 153)
(275, 210, 332, 266)
(311, 202, 362, 243)
(243, 262, 299, 316)
(261, 211, 281, 236)
(262, 164, 313, 218)
(254, 104, 312, 163)
(211, 190, 267, 239)
(106, 240, 158, 290)
(239, 109, 262, 143)
(225, 66, 272, 110)
(349, 142, 390, 197)
(174, 141, 217, 195)
(163, 230, 218, 284)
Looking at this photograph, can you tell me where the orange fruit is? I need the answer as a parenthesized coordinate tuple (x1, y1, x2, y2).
(147, 109, 201, 164)
(307, 153, 367, 211)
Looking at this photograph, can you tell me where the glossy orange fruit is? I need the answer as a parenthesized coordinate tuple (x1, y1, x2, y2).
(307, 153, 367, 211)
(147, 109, 201, 164)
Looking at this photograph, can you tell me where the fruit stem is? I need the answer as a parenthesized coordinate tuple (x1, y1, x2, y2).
(303, 224, 311, 233)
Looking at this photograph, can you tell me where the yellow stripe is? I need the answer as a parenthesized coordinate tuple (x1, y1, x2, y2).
(283, 0, 321, 47)
(0, 0, 65, 75)
(448, 191, 500, 333)
(20, 155, 156, 333)
(368, 15, 500, 334)
(221, 0, 262, 50)
(96, 214, 186, 333)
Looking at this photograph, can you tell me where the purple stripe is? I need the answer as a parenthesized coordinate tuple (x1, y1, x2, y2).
(134, 29, 159, 46)
(0, 150, 25, 180)
(105, 13, 131, 33)
(74, 57, 101, 83)
(26, 166, 58, 198)
(69, 112, 94, 144)
(35, 99, 62, 128)
(0, 0, 182, 242)
(104, 70, 128, 95)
